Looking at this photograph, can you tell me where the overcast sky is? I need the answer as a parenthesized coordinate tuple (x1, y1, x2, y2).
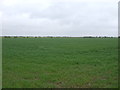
(0, 0, 119, 36)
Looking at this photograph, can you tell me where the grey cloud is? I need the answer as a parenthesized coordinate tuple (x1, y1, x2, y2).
(1, 0, 118, 36)
(30, 2, 87, 19)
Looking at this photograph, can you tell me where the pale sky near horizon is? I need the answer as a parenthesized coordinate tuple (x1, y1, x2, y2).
(0, 0, 119, 36)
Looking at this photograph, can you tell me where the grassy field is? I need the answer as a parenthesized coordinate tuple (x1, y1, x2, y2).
(2, 37, 118, 88)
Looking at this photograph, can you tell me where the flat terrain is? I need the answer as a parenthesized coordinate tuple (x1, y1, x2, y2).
(2, 38, 118, 88)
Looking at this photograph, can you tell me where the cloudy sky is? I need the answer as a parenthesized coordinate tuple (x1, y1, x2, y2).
(0, 0, 119, 37)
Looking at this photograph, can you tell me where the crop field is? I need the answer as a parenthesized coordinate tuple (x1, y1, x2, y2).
(2, 37, 118, 88)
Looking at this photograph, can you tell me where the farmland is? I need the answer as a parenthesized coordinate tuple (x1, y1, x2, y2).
(2, 37, 118, 88)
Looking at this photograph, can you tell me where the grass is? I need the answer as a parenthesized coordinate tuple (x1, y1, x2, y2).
(2, 37, 118, 88)
(0, 37, 2, 89)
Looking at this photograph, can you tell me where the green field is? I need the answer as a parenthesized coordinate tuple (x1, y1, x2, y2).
(2, 38, 118, 88)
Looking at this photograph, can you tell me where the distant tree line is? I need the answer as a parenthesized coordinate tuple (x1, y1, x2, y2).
(2, 36, 117, 38)
(83, 36, 115, 38)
